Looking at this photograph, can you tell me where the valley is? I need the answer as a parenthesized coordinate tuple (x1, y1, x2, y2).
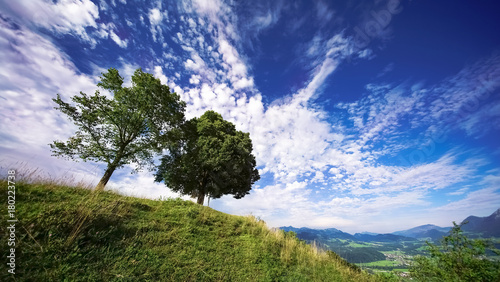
(318, 238, 427, 273)
(281, 208, 500, 274)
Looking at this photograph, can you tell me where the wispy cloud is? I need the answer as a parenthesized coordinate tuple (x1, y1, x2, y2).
(0, 15, 102, 181)
(1, 0, 498, 234)
(122, 2, 500, 233)
(109, 29, 128, 48)
(148, 7, 164, 42)
(1, 0, 99, 45)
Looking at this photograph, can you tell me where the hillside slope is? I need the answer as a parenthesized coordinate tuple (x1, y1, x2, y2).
(0, 181, 382, 281)
(462, 208, 500, 237)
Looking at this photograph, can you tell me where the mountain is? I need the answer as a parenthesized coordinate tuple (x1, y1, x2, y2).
(281, 226, 355, 240)
(461, 208, 500, 237)
(281, 208, 500, 244)
(391, 209, 500, 239)
(393, 224, 451, 240)
(358, 232, 378, 236)
(353, 233, 414, 242)
(280, 226, 414, 242)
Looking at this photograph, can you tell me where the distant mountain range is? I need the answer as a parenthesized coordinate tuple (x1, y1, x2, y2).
(462, 208, 500, 237)
(280, 227, 355, 241)
(393, 224, 451, 240)
(353, 232, 415, 242)
(280, 208, 500, 242)
(280, 226, 415, 243)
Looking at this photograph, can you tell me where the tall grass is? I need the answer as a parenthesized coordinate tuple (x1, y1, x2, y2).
(0, 162, 96, 189)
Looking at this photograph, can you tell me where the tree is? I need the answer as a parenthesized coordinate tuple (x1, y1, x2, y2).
(50, 68, 185, 191)
(155, 110, 260, 205)
(410, 221, 500, 281)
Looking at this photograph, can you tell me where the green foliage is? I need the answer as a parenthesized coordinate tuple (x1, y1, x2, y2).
(50, 68, 185, 190)
(156, 110, 260, 204)
(410, 221, 500, 281)
(0, 180, 382, 281)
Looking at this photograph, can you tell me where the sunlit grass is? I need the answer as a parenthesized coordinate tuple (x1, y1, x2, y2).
(361, 260, 400, 267)
(0, 171, 389, 281)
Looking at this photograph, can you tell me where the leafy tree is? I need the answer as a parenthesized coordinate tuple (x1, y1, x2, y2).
(50, 68, 185, 191)
(155, 110, 260, 205)
(410, 221, 500, 281)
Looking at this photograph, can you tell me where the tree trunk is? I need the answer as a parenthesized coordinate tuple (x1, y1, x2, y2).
(197, 190, 205, 205)
(95, 146, 126, 192)
(197, 173, 208, 205)
(95, 165, 117, 191)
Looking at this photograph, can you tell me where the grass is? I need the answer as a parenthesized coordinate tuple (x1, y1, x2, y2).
(0, 174, 390, 281)
(392, 269, 409, 272)
(382, 251, 400, 255)
(347, 241, 369, 248)
(361, 260, 400, 267)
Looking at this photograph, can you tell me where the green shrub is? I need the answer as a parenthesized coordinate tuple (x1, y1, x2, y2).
(410, 222, 500, 281)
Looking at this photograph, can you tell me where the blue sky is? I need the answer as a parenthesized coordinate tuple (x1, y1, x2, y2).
(1, 0, 499, 233)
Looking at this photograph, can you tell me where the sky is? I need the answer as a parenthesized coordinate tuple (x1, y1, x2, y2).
(1, 0, 499, 234)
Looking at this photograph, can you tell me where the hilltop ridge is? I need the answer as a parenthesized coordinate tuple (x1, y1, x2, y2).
(0, 180, 381, 281)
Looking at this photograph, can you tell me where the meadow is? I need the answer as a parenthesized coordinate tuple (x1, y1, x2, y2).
(0, 171, 391, 281)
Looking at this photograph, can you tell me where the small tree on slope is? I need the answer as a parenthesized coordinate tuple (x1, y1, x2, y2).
(50, 68, 185, 191)
(410, 221, 500, 281)
(155, 110, 260, 205)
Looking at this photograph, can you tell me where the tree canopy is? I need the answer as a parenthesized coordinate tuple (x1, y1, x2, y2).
(50, 68, 185, 191)
(155, 110, 260, 205)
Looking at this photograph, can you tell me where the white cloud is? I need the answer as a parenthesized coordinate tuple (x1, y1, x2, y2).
(192, 0, 222, 18)
(296, 34, 353, 103)
(109, 169, 192, 201)
(149, 8, 162, 25)
(184, 55, 206, 72)
(214, 181, 315, 226)
(189, 74, 201, 85)
(2, 0, 99, 44)
(253, 12, 273, 29)
(434, 174, 500, 214)
(424, 53, 500, 135)
(148, 7, 166, 42)
(109, 30, 128, 48)
(2, 0, 498, 235)
(447, 187, 469, 196)
(358, 48, 374, 59)
(153, 65, 170, 85)
(248, 3, 282, 33)
(217, 38, 254, 89)
(232, 77, 254, 89)
(0, 16, 103, 184)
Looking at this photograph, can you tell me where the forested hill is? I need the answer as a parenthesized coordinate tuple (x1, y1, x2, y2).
(0, 180, 382, 281)
(461, 208, 500, 237)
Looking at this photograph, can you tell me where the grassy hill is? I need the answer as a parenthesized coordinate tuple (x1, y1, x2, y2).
(0, 179, 389, 281)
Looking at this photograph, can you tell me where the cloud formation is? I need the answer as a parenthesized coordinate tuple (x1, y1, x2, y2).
(1, 0, 99, 44)
(0, 0, 499, 233)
